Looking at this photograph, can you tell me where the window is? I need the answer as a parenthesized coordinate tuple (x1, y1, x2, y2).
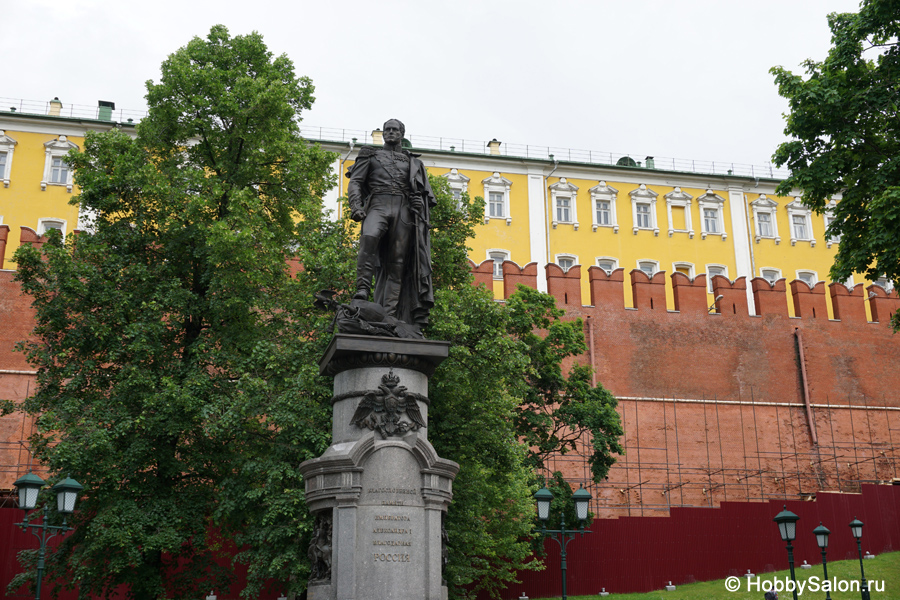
(442, 168, 470, 208)
(637, 260, 658, 277)
(874, 276, 894, 293)
(636, 203, 651, 228)
(757, 212, 773, 237)
(549, 178, 579, 229)
(750, 194, 780, 244)
(630, 185, 659, 235)
(555, 254, 577, 272)
(488, 250, 509, 280)
(707, 265, 728, 293)
(590, 181, 619, 233)
(557, 197, 571, 222)
(37, 218, 67, 237)
(482, 172, 512, 225)
(786, 197, 815, 246)
(596, 257, 618, 274)
(489, 192, 504, 218)
(672, 262, 694, 278)
(697, 190, 727, 240)
(0, 130, 16, 187)
(792, 215, 807, 240)
(703, 208, 719, 233)
(41, 135, 79, 192)
(824, 200, 840, 248)
(760, 268, 782, 285)
(664, 187, 694, 238)
(796, 270, 817, 287)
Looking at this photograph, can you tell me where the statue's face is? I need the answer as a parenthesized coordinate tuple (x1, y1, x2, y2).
(383, 121, 403, 145)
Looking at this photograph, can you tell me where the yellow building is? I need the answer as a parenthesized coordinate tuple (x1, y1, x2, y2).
(0, 102, 888, 320)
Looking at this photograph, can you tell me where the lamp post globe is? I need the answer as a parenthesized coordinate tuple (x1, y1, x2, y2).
(773, 506, 799, 542)
(773, 505, 800, 600)
(51, 475, 83, 515)
(849, 517, 864, 540)
(572, 486, 592, 523)
(534, 487, 553, 522)
(13, 472, 45, 511)
(813, 523, 830, 549)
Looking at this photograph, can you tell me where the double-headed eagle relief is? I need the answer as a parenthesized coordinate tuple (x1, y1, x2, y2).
(350, 370, 427, 438)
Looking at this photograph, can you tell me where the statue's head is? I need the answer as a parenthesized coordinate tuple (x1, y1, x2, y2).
(383, 118, 405, 144)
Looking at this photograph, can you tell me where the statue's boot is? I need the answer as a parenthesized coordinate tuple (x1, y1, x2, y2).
(354, 235, 379, 301)
(382, 260, 406, 318)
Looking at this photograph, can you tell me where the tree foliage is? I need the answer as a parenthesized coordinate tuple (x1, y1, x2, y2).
(771, 0, 900, 329)
(10, 26, 336, 599)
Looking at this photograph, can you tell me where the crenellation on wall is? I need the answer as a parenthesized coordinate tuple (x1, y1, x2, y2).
(828, 282, 867, 323)
(866, 283, 900, 323)
(18, 226, 48, 251)
(751, 277, 789, 317)
(671, 272, 708, 313)
(630, 269, 667, 311)
(469, 259, 494, 290)
(588, 266, 624, 308)
(546, 263, 581, 307)
(501, 260, 538, 298)
(0, 225, 8, 269)
(790, 279, 828, 319)
(711, 275, 748, 317)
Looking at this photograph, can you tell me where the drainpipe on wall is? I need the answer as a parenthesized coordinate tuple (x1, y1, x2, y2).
(794, 327, 819, 445)
(587, 316, 596, 386)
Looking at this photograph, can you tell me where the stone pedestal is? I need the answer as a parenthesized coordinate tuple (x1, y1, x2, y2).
(300, 334, 459, 600)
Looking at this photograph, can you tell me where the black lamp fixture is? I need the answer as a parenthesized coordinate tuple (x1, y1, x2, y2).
(12, 472, 83, 600)
(773, 506, 800, 600)
(533, 485, 593, 600)
(813, 523, 832, 600)
(849, 518, 870, 600)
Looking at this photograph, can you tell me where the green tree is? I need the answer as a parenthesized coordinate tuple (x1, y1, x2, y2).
(771, 0, 900, 329)
(10, 25, 336, 599)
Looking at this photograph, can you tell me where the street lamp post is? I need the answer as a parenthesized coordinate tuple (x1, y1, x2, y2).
(813, 523, 832, 600)
(534, 485, 592, 600)
(849, 518, 870, 600)
(12, 472, 83, 600)
(773, 505, 800, 600)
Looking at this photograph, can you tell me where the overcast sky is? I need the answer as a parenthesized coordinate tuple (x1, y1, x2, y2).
(5, 0, 861, 169)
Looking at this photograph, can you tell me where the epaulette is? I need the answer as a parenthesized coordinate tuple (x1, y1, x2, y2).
(357, 146, 377, 158)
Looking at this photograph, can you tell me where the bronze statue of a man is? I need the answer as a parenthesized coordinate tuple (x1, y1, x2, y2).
(345, 119, 437, 336)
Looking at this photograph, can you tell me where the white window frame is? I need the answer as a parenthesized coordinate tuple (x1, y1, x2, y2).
(824, 200, 840, 249)
(554, 253, 578, 272)
(442, 168, 470, 208)
(549, 178, 579, 230)
(487, 249, 510, 280)
(630, 184, 659, 236)
(786, 197, 815, 247)
(596, 256, 619, 274)
(672, 262, 695, 279)
(41, 135, 79, 192)
(0, 130, 17, 188)
(664, 187, 694, 238)
(750, 194, 781, 244)
(706, 264, 729, 293)
(37, 218, 67, 237)
(697, 190, 727, 241)
(637, 259, 659, 277)
(590, 181, 619, 233)
(760, 267, 783, 285)
(482, 172, 512, 225)
(796, 270, 818, 287)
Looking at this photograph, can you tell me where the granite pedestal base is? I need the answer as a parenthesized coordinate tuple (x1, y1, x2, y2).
(300, 335, 458, 600)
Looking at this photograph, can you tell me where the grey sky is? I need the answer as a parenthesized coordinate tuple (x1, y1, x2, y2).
(6, 0, 861, 169)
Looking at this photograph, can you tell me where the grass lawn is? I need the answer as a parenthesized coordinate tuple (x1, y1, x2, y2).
(533, 551, 899, 600)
